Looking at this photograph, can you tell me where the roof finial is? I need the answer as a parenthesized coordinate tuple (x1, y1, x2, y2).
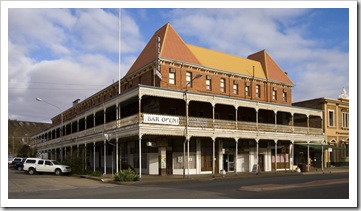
(339, 87, 349, 99)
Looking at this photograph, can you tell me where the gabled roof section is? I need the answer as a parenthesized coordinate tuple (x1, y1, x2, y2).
(126, 23, 293, 85)
(161, 24, 201, 64)
(247, 50, 294, 85)
(126, 23, 200, 75)
(187, 44, 266, 79)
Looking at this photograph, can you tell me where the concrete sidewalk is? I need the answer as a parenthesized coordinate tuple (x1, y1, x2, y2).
(81, 166, 348, 185)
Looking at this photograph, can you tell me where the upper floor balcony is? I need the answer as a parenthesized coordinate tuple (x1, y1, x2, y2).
(32, 85, 324, 148)
(33, 112, 323, 148)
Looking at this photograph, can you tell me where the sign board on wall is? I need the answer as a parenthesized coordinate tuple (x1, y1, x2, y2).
(160, 154, 166, 168)
(252, 164, 259, 174)
(143, 114, 179, 126)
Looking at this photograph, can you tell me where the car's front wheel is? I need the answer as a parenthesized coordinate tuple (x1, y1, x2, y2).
(55, 169, 62, 176)
(17, 166, 22, 171)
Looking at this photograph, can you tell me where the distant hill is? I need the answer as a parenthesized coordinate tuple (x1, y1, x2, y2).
(8, 119, 51, 156)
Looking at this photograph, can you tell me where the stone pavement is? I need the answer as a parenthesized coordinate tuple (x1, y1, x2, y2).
(81, 166, 349, 186)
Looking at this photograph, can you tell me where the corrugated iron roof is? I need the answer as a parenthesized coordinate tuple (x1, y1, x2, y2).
(126, 23, 293, 85)
(126, 23, 200, 75)
(248, 50, 294, 85)
(187, 44, 266, 79)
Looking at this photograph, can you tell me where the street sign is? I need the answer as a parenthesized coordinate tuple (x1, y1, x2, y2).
(252, 164, 259, 174)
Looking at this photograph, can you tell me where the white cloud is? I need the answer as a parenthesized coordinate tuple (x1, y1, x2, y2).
(292, 48, 349, 101)
(120, 12, 145, 53)
(8, 41, 32, 81)
(72, 9, 118, 53)
(8, 8, 76, 56)
(8, 55, 117, 122)
(8, 8, 144, 60)
(7, 8, 145, 122)
(170, 9, 315, 57)
(71, 9, 144, 55)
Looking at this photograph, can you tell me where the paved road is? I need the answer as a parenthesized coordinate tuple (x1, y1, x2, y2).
(8, 169, 118, 194)
(7, 168, 349, 200)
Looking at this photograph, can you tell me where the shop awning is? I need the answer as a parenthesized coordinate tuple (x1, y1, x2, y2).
(294, 143, 347, 150)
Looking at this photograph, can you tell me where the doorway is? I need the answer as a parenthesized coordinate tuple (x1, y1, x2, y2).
(223, 154, 234, 172)
(166, 152, 172, 175)
(201, 140, 212, 171)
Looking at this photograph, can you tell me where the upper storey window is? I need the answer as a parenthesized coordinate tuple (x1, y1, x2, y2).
(256, 85, 260, 98)
(245, 85, 250, 96)
(169, 68, 176, 85)
(233, 84, 238, 95)
(206, 77, 212, 91)
(220, 78, 225, 93)
(282, 90, 287, 102)
(328, 109, 335, 127)
(342, 111, 349, 129)
(272, 90, 277, 100)
(186, 72, 192, 88)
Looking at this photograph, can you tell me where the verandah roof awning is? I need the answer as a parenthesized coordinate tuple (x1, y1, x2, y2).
(294, 142, 348, 150)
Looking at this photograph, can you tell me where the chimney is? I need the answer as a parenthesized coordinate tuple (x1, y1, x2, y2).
(73, 99, 80, 107)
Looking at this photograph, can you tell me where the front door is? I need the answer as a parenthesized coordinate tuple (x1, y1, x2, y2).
(201, 140, 212, 171)
(166, 152, 172, 175)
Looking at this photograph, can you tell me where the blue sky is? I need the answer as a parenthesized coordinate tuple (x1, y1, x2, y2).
(2, 1, 356, 123)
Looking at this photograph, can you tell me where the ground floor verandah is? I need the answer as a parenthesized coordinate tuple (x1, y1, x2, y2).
(38, 134, 330, 178)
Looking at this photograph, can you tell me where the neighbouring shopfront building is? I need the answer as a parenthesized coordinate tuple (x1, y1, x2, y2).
(293, 88, 349, 168)
(31, 23, 325, 177)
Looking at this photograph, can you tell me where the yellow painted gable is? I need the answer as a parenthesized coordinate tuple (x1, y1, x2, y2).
(186, 44, 266, 79)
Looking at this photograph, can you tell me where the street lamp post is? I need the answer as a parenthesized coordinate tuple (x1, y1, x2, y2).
(183, 74, 202, 179)
(36, 98, 63, 161)
(321, 139, 325, 174)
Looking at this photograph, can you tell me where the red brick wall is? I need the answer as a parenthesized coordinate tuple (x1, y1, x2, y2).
(158, 63, 292, 106)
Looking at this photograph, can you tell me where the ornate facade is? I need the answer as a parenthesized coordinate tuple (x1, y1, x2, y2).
(31, 23, 325, 177)
(293, 88, 349, 167)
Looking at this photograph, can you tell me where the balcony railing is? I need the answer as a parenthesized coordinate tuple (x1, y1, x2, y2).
(141, 113, 322, 135)
(34, 113, 323, 146)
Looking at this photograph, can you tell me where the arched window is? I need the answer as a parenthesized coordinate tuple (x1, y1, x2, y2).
(329, 139, 336, 163)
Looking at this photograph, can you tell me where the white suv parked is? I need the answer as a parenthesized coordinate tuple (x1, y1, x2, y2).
(23, 158, 71, 175)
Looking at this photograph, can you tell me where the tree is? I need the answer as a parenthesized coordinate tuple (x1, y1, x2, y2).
(17, 144, 36, 158)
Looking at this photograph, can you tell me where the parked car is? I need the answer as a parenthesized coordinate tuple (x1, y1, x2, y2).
(9, 157, 24, 168)
(23, 158, 71, 175)
(14, 160, 25, 171)
(11, 157, 26, 167)
(8, 156, 14, 167)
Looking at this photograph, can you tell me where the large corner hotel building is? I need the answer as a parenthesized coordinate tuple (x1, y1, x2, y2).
(32, 23, 326, 177)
